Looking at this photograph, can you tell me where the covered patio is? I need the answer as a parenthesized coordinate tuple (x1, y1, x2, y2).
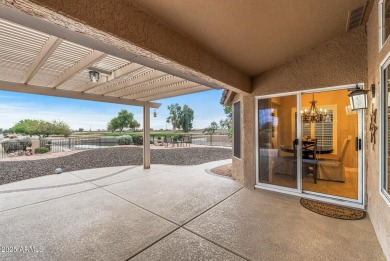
(0, 14, 214, 169)
(0, 160, 384, 260)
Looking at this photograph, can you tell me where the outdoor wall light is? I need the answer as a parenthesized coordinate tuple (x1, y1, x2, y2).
(348, 84, 369, 111)
(89, 70, 100, 83)
(153, 110, 157, 117)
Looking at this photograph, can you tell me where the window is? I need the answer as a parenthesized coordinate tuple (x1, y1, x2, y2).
(293, 108, 336, 152)
(233, 101, 241, 159)
(380, 0, 390, 48)
(381, 62, 390, 203)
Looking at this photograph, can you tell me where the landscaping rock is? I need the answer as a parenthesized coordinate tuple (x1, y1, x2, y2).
(0, 147, 231, 185)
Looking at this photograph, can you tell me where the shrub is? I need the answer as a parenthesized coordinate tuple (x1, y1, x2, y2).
(35, 147, 49, 154)
(173, 135, 183, 142)
(116, 135, 133, 145)
(40, 139, 52, 151)
(2, 140, 23, 153)
(132, 135, 143, 145)
(19, 137, 32, 149)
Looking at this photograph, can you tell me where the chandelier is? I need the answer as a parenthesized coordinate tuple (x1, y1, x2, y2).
(301, 94, 331, 124)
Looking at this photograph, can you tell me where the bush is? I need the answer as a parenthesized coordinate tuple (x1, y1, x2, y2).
(173, 135, 183, 142)
(2, 140, 23, 153)
(35, 147, 49, 154)
(116, 135, 133, 145)
(19, 137, 32, 149)
(40, 139, 52, 151)
(132, 135, 143, 145)
(2, 137, 32, 153)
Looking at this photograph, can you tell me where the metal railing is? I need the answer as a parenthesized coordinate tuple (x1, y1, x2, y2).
(151, 134, 232, 147)
(40, 137, 118, 153)
(0, 134, 232, 159)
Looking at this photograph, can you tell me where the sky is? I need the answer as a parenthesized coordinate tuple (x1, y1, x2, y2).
(0, 89, 226, 131)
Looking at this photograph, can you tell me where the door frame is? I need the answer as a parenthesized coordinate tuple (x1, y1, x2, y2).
(254, 84, 365, 209)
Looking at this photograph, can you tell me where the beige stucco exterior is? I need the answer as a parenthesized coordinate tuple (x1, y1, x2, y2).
(366, 1, 390, 258)
(233, 25, 368, 187)
(234, 19, 389, 258)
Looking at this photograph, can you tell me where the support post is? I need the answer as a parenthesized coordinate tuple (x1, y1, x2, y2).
(143, 102, 151, 169)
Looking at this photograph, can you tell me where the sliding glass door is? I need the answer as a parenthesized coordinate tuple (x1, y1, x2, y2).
(300, 90, 361, 200)
(256, 87, 364, 204)
(257, 94, 299, 190)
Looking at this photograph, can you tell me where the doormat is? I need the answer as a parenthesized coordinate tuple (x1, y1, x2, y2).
(300, 198, 366, 220)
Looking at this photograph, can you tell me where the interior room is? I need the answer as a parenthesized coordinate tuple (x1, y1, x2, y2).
(258, 89, 359, 199)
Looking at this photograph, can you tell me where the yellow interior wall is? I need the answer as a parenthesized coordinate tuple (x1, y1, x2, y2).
(269, 89, 358, 168)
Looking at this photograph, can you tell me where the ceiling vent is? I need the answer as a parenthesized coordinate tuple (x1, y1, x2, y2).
(346, 4, 366, 31)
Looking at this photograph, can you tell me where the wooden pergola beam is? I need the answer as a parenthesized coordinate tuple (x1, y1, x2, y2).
(126, 81, 199, 100)
(22, 35, 63, 84)
(0, 80, 161, 108)
(50, 50, 107, 88)
(77, 62, 145, 92)
(140, 86, 210, 101)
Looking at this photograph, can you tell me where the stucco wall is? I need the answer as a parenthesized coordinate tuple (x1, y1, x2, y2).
(366, 1, 390, 259)
(251, 26, 367, 96)
(231, 93, 255, 187)
(239, 25, 368, 189)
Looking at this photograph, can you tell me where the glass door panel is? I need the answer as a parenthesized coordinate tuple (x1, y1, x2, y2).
(301, 90, 359, 199)
(258, 95, 298, 189)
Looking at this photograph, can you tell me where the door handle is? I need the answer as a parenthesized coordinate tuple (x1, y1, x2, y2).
(355, 137, 362, 151)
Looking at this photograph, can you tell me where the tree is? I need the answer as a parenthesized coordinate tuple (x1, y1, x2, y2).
(11, 119, 72, 138)
(167, 103, 182, 131)
(220, 105, 232, 137)
(204, 121, 219, 134)
(179, 105, 194, 133)
(107, 109, 138, 133)
(166, 103, 195, 132)
(78, 128, 84, 132)
(129, 118, 140, 132)
(116, 109, 134, 133)
(108, 117, 120, 133)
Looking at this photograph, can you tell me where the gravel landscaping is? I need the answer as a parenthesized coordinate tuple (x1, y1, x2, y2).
(210, 164, 232, 178)
(0, 147, 232, 185)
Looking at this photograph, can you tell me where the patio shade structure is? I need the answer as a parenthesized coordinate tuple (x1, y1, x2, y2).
(0, 18, 213, 168)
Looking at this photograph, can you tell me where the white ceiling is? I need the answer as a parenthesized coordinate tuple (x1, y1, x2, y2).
(132, 0, 368, 76)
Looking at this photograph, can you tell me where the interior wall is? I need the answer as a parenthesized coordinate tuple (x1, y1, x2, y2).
(366, 1, 390, 259)
(301, 90, 358, 168)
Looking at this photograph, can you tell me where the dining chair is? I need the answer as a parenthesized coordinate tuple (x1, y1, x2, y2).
(293, 139, 318, 183)
(317, 139, 350, 182)
(302, 139, 317, 159)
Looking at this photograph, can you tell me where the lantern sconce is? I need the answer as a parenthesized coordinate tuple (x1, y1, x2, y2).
(89, 71, 100, 83)
(348, 84, 369, 111)
(153, 109, 157, 118)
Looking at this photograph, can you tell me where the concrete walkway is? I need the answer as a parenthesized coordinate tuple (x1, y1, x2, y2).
(0, 160, 385, 260)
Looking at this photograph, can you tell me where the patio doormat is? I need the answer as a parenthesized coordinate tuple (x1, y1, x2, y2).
(300, 198, 366, 220)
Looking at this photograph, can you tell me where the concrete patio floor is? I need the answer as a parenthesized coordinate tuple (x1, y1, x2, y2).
(0, 160, 385, 261)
